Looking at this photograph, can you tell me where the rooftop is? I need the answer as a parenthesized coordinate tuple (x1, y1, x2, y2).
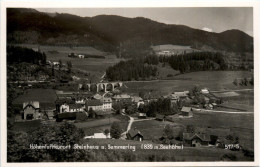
(86, 99, 103, 106)
(181, 107, 192, 112)
(127, 129, 143, 138)
(183, 133, 210, 142)
(23, 101, 39, 109)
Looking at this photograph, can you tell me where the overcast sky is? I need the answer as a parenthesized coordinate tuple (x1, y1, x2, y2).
(35, 8, 253, 36)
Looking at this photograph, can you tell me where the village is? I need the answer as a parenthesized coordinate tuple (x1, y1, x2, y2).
(11, 68, 249, 150)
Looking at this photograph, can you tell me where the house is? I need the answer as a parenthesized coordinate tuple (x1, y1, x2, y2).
(212, 103, 218, 109)
(75, 97, 85, 104)
(68, 53, 77, 58)
(138, 112, 147, 119)
(183, 133, 210, 147)
(102, 97, 112, 111)
(204, 103, 213, 110)
(169, 94, 179, 103)
(131, 96, 144, 108)
(52, 62, 60, 67)
(93, 93, 102, 100)
(181, 107, 193, 117)
(85, 133, 111, 139)
(172, 91, 189, 99)
(22, 101, 41, 120)
(68, 104, 85, 112)
(60, 103, 70, 113)
(78, 54, 85, 58)
(86, 99, 103, 111)
(112, 94, 131, 102)
(156, 114, 166, 121)
(126, 129, 144, 141)
(201, 88, 210, 94)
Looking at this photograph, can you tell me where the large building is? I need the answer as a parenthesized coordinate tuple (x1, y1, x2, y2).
(86, 99, 103, 111)
(102, 97, 112, 111)
(22, 101, 41, 120)
(59, 103, 84, 113)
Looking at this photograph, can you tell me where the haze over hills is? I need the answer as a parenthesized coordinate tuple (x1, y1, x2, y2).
(7, 8, 253, 55)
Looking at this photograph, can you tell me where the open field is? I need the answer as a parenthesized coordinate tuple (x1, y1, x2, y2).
(220, 90, 254, 106)
(125, 71, 253, 95)
(15, 44, 124, 79)
(83, 138, 249, 161)
(132, 120, 183, 140)
(173, 111, 254, 149)
(75, 115, 129, 136)
(132, 111, 254, 149)
(152, 44, 200, 55)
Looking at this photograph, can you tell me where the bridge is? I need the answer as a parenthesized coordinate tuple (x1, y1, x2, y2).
(78, 82, 123, 92)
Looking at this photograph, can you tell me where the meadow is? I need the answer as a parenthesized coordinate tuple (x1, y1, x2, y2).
(15, 44, 124, 79)
(124, 71, 253, 95)
(132, 110, 254, 150)
(75, 114, 129, 136)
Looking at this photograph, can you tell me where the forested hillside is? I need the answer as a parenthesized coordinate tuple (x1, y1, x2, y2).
(7, 8, 253, 58)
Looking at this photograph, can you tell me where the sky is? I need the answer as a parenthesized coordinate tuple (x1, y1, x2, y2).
(35, 7, 253, 36)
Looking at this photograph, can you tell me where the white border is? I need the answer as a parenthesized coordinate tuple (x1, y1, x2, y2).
(1, 0, 260, 166)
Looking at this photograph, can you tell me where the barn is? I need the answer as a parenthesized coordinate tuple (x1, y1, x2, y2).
(183, 133, 210, 147)
(181, 107, 193, 117)
(126, 129, 144, 141)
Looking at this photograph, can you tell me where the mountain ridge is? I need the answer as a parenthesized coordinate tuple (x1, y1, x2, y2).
(7, 8, 253, 54)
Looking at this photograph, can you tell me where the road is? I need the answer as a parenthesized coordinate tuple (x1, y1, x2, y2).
(120, 113, 155, 139)
(210, 88, 253, 93)
(193, 108, 253, 114)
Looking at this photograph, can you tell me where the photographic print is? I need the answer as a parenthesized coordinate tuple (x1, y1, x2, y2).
(1, 3, 258, 165)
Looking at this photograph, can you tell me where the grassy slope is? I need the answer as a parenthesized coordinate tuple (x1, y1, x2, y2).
(125, 71, 253, 95)
(15, 44, 124, 79)
(132, 111, 254, 150)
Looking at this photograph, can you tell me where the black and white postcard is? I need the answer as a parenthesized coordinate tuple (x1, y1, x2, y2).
(0, 0, 259, 166)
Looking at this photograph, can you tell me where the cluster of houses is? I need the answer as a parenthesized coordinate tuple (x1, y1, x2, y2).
(18, 86, 221, 123)
(16, 87, 229, 149)
(68, 53, 85, 58)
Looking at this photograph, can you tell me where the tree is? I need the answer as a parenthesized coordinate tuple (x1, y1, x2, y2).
(59, 59, 62, 71)
(88, 108, 95, 118)
(8, 122, 85, 162)
(163, 124, 174, 140)
(104, 129, 110, 138)
(110, 121, 122, 139)
(67, 61, 72, 73)
(125, 105, 138, 115)
(190, 85, 199, 97)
